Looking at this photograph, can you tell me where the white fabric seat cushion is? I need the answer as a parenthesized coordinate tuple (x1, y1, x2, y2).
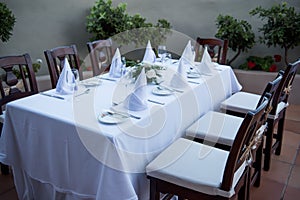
(185, 111, 244, 146)
(220, 91, 260, 114)
(0, 111, 5, 124)
(146, 138, 246, 198)
(268, 101, 289, 119)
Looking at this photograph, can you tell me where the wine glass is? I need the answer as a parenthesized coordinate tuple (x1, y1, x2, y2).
(158, 45, 167, 62)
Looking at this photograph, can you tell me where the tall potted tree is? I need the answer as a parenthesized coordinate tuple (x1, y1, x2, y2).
(0, 2, 16, 43)
(215, 14, 256, 65)
(250, 2, 300, 65)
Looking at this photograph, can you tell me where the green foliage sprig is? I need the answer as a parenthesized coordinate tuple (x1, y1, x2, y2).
(215, 15, 255, 65)
(131, 63, 165, 84)
(86, 0, 171, 48)
(0, 3, 16, 42)
(250, 2, 300, 65)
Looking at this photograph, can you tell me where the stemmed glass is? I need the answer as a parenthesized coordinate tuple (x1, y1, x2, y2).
(158, 45, 167, 62)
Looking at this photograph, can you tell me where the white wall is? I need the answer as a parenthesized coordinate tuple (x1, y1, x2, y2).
(1, 0, 299, 75)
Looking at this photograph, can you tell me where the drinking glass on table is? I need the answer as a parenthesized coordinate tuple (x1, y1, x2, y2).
(158, 45, 167, 62)
(71, 68, 79, 91)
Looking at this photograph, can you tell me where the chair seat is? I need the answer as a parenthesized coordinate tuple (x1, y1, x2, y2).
(185, 111, 244, 146)
(220, 91, 289, 120)
(146, 138, 246, 198)
(220, 91, 260, 114)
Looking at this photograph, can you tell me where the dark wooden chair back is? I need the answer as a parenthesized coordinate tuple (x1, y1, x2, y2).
(44, 44, 82, 89)
(195, 37, 228, 64)
(0, 53, 38, 115)
(87, 39, 114, 76)
(271, 59, 300, 114)
(221, 97, 269, 193)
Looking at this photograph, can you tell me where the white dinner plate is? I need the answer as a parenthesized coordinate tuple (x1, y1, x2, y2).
(152, 86, 172, 96)
(81, 79, 102, 87)
(98, 111, 128, 124)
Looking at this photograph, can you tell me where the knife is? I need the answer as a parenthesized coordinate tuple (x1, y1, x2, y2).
(40, 92, 65, 100)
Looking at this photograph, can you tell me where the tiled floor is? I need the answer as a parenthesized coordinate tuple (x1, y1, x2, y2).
(0, 105, 299, 200)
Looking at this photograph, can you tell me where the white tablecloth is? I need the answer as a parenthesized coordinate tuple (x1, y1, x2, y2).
(0, 63, 241, 200)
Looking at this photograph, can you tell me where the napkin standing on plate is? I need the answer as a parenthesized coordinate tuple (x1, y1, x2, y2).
(196, 46, 214, 74)
(180, 40, 195, 69)
(142, 40, 156, 63)
(123, 68, 148, 111)
(170, 59, 188, 89)
(56, 58, 76, 95)
(109, 48, 123, 78)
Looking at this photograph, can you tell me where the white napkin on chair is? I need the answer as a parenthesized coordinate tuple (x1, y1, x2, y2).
(109, 48, 123, 78)
(170, 59, 188, 89)
(180, 40, 195, 69)
(56, 58, 76, 95)
(196, 47, 214, 74)
(142, 41, 156, 63)
(123, 68, 148, 111)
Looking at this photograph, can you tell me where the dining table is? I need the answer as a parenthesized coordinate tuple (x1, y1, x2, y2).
(0, 60, 241, 200)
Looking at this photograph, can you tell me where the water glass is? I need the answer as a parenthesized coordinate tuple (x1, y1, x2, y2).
(71, 68, 79, 90)
(158, 45, 167, 62)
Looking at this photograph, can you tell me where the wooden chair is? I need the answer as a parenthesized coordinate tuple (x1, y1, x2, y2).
(185, 75, 281, 188)
(0, 53, 38, 174)
(220, 59, 300, 171)
(87, 39, 114, 76)
(195, 37, 228, 64)
(146, 99, 269, 200)
(44, 44, 83, 89)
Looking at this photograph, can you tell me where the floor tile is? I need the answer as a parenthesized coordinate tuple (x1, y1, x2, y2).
(286, 105, 300, 121)
(262, 159, 292, 184)
(284, 120, 300, 134)
(283, 130, 300, 148)
(283, 185, 300, 200)
(272, 143, 298, 164)
(251, 177, 285, 200)
(295, 151, 300, 166)
(288, 165, 300, 189)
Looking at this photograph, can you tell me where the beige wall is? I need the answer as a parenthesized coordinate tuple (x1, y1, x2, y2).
(1, 0, 299, 76)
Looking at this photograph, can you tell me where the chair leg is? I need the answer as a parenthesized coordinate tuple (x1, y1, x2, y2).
(1, 163, 9, 175)
(253, 138, 263, 187)
(275, 112, 286, 156)
(264, 123, 274, 171)
(150, 180, 160, 200)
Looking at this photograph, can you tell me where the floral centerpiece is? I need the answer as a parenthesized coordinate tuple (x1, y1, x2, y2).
(239, 55, 281, 72)
(131, 62, 165, 84)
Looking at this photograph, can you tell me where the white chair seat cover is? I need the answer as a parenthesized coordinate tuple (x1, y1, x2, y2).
(220, 91, 260, 113)
(268, 102, 289, 119)
(146, 138, 247, 198)
(185, 111, 244, 146)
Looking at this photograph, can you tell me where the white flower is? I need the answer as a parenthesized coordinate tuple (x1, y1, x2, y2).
(146, 69, 156, 79)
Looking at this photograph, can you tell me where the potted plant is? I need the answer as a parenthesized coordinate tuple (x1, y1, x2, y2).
(86, 0, 171, 49)
(215, 14, 256, 65)
(0, 2, 16, 43)
(250, 2, 300, 65)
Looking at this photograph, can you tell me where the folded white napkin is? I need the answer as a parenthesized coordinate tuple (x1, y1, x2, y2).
(56, 58, 76, 95)
(196, 47, 214, 74)
(123, 67, 148, 111)
(170, 59, 188, 89)
(142, 40, 156, 63)
(180, 40, 195, 69)
(109, 48, 124, 78)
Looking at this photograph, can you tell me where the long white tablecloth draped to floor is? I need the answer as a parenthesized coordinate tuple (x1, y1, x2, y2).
(0, 62, 241, 200)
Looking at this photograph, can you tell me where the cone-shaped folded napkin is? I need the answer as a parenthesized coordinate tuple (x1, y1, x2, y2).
(109, 48, 123, 78)
(196, 46, 214, 74)
(180, 40, 195, 68)
(170, 59, 188, 89)
(123, 67, 148, 111)
(142, 40, 156, 63)
(56, 58, 76, 94)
